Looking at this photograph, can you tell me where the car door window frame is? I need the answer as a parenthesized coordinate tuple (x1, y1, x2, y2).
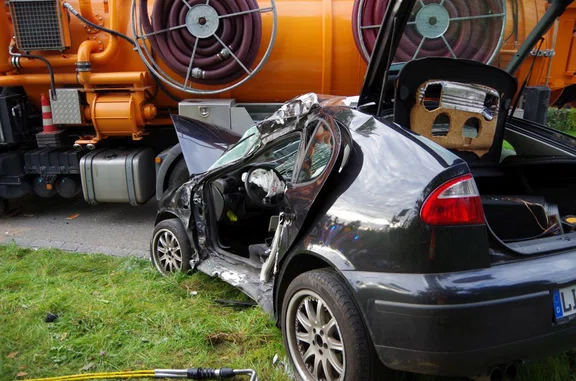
(293, 119, 336, 186)
(248, 132, 304, 184)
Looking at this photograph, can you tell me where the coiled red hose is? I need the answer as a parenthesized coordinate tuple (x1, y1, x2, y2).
(140, 0, 262, 85)
(352, 0, 504, 64)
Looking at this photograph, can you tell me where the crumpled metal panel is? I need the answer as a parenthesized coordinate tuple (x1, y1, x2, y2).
(50, 89, 83, 125)
(258, 93, 320, 143)
(196, 255, 274, 314)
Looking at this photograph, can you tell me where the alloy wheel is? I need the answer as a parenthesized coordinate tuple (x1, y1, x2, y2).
(153, 228, 183, 273)
(286, 289, 346, 381)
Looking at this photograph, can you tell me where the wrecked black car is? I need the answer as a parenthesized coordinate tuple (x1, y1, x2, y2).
(151, 0, 576, 379)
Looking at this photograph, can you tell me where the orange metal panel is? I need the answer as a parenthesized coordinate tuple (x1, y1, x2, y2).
(0, 0, 561, 112)
(568, 35, 576, 74)
(0, 4, 12, 73)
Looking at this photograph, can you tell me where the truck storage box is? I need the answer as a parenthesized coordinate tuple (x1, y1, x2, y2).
(0, 151, 31, 199)
(80, 148, 155, 205)
(24, 148, 85, 175)
(0, 151, 25, 177)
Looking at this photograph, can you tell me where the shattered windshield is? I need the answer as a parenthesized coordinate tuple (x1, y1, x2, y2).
(208, 126, 261, 171)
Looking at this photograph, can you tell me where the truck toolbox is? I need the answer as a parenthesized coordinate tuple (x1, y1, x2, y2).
(0, 151, 31, 199)
(24, 148, 85, 175)
(80, 148, 155, 205)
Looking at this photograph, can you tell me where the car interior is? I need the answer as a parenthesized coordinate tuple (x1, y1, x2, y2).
(206, 122, 335, 264)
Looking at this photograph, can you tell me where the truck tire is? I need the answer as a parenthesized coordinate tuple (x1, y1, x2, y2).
(281, 269, 376, 381)
(168, 158, 190, 191)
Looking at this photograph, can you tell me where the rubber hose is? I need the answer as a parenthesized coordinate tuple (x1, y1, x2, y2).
(9, 49, 57, 100)
(139, 0, 262, 86)
(352, 0, 504, 63)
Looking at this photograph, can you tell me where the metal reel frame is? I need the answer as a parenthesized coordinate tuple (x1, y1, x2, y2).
(356, 0, 507, 64)
(131, 0, 278, 95)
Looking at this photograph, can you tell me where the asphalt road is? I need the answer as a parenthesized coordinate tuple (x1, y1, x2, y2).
(0, 195, 158, 258)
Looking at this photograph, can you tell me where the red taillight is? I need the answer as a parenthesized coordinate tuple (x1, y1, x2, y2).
(421, 174, 485, 225)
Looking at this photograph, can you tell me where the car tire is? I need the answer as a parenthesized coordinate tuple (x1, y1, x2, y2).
(150, 219, 193, 275)
(281, 269, 374, 381)
(168, 158, 190, 191)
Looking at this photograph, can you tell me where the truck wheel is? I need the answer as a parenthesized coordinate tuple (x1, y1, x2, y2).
(281, 269, 375, 381)
(150, 219, 193, 275)
(168, 158, 190, 191)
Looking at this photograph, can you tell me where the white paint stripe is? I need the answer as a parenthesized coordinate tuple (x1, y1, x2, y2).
(42, 106, 51, 113)
(43, 118, 54, 125)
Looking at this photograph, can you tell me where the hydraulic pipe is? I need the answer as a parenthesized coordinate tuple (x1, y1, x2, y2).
(0, 72, 146, 86)
(79, 0, 101, 29)
(75, 0, 120, 66)
(16, 0, 120, 69)
(76, 40, 99, 85)
(0, 8, 13, 73)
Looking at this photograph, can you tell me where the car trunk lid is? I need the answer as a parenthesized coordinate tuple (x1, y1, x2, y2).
(358, 0, 574, 115)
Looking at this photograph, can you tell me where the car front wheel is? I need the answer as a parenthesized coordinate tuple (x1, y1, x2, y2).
(150, 219, 192, 275)
(282, 269, 374, 381)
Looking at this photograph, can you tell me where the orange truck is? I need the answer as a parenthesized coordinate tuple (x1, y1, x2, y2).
(0, 0, 572, 212)
(529, 0, 576, 107)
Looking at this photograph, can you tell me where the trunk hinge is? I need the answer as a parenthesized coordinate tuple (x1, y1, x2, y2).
(530, 49, 555, 58)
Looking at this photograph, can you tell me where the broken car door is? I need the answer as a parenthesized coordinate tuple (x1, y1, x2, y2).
(260, 114, 342, 281)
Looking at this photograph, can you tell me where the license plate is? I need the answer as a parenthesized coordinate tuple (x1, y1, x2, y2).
(553, 285, 576, 320)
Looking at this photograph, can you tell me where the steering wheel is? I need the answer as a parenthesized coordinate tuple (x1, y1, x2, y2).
(244, 165, 287, 209)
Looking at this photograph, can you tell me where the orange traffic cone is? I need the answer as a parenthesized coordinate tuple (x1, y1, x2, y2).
(41, 93, 57, 133)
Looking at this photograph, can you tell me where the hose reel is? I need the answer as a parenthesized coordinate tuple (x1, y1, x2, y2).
(131, 0, 277, 95)
(352, 0, 507, 64)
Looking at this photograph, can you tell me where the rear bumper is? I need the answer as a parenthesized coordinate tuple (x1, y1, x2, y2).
(342, 251, 576, 377)
(374, 323, 576, 377)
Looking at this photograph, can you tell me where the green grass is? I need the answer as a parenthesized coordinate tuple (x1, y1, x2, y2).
(0, 245, 287, 381)
(1, 245, 574, 381)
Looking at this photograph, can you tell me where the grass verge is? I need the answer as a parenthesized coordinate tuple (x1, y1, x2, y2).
(1, 245, 574, 381)
(0, 245, 287, 381)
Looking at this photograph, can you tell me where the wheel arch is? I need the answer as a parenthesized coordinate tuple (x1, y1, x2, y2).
(156, 144, 185, 200)
(275, 252, 381, 380)
(154, 210, 180, 225)
(274, 250, 342, 323)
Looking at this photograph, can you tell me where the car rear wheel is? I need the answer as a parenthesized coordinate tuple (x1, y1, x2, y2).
(282, 269, 374, 381)
(150, 219, 192, 275)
